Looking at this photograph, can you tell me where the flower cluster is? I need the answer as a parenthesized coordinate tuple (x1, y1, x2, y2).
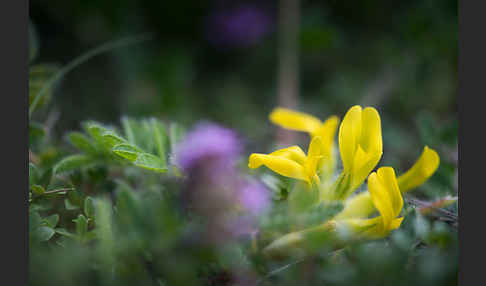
(248, 105, 441, 256)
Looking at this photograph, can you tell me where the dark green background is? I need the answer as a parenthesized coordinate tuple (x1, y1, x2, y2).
(30, 0, 457, 191)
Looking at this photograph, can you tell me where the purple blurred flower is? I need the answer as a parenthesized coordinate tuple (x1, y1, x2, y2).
(238, 180, 270, 215)
(174, 121, 271, 245)
(173, 122, 242, 173)
(206, 5, 273, 47)
(229, 215, 259, 238)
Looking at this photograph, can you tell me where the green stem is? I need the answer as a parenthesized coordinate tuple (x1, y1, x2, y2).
(324, 172, 352, 201)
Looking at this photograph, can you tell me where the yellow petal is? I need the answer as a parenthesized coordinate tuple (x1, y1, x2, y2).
(365, 218, 402, 238)
(338, 105, 362, 172)
(269, 145, 307, 165)
(348, 107, 382, 190)
(339, 217, 384, 238)
(367, 171, 394, 230)
(359, 107, 382, 155)
(248, 153, 308, 182)
(313, 116, 339, 173)
(335, 106, 383, 196)
(349, 145, 380, 191)
(389, 217, 404, 230)
(334, 169, 404, 226)
(335, 168, 404, 239)
(307, 136, 324, 158)
(397, 146, 440, 193)
(333, 192, 375, 220)
(312, 116, 340, 150)
(269, 107, 322, 134)
(306, 136, 324, 179)
(343, 217, 381, 228)
(376, 167, 403, 218)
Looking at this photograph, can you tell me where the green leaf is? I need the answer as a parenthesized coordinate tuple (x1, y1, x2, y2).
(151, 118, 168, 164)
(53, 154, 96, 174)
(73, 214, 89, 238)
(29, 210, 42, 230)
(37, 226, 55, 241)
(85, 122, 110, 149)
(134, 153, 168, 173)
(66, 189, 83, 209)
(102, 130, 128, 149)
(31, 184, 45, 195)
(43, 214, 59, 228)
(67, 131, 98, 154)
(84, 197, 95, 219)
(112, 143, 142, 161)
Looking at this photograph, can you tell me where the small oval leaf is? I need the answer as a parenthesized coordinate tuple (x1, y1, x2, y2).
(37, 226, 55, 241)
(54, 155, 95, 174)
(134, 153, 168, 173)
(112, 143, 142, 161)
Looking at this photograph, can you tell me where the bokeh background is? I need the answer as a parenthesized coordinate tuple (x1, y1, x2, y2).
(30, 0, 457, 197)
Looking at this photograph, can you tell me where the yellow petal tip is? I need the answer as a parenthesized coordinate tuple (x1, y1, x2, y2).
(248, 154, 261, 169)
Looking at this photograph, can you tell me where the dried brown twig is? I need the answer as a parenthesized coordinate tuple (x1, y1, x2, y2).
(406, 196, 458, 228)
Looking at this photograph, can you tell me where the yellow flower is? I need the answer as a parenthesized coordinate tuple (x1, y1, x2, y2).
(334, 146, 440, 220)
(269, 108, 340, 176)
(339, 167, 404, 239)
(263, 167, 404, 258)
(248, 136, 325, 186)
(329, 105, 383, 200)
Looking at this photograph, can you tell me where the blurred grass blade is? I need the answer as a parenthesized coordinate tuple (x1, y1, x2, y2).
(29, 33, 154, 118)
